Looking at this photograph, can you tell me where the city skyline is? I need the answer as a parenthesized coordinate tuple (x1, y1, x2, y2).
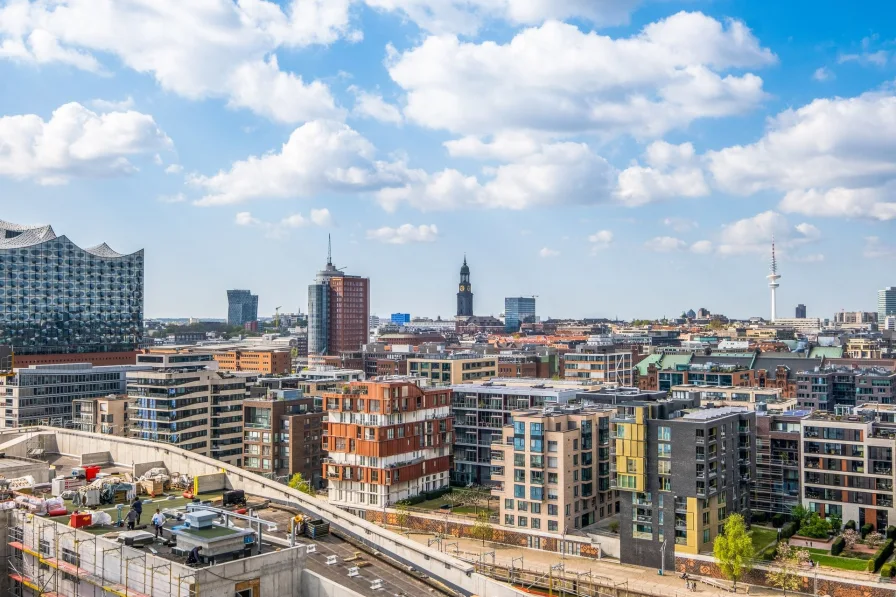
(2, 2, 896, 319)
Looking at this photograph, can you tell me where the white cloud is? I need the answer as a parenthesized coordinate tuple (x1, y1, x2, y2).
(89, 96, 134, 112)
(812, 67, 834, 82)
(716, 211, 820, 256)
(838, 50, 888, 66)
(157, 193, 186, 204)
(663, 217, 698, 233)
(616, 141, 710, 206)
(690, 240, 713, 254)
(364, 0, 638, 35)
(377, 141, 616, 211)
(366, 224, 438, 244)
(349, 86, 403, 124)
(588, 230, 613, 246)
(0, 101, 172, 184)
(538, 247, 560, 258)
(189, 120, 408, 206)
(235, 208, 333, 238)
(165, 164, 183, 175)
(864, 236, 896, 259)
(644, 236, 687, 252)
(444, 132, 542, 162)
(708, 90, 896, 220)
(388, 12, 774, 139)
(0, 0, 354, 123)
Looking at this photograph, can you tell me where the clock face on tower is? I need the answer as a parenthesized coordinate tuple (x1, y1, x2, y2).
(459, 284, 468, 292)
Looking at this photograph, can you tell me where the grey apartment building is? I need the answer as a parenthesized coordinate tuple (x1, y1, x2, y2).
(450, 383, 577, 486)
(795, 366, 896, 410)
(612, 398, 755, 569)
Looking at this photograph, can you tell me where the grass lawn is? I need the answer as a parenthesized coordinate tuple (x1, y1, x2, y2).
(415, 497, 454, 510)
(750, 527, 778, 554)
(809, 553, 871, 571)
(413, 497, 494, 517)
(805, 547, 872, 560)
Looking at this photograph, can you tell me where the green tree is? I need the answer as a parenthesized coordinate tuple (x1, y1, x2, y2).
(395, 501, 410, 530)
(791, 505, 811, 526)
(766, 543, 808, 597)
(799, 513, 831, 539)
(287, 473, 314, 496)
(829, 513, 842, 532)
(470, 511, 494, 546)
(713, 514, 754, 591)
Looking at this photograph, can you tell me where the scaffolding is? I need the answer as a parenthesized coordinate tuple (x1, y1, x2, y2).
(4, 509, 196, 597)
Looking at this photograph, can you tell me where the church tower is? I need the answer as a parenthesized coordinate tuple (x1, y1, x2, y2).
(456, 256, 474, 317)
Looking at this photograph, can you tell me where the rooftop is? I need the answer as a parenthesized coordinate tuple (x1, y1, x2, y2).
(681, 406, 751, 421)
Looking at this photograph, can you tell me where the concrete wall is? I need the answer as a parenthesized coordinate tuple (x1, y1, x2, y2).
(0, 428, 528, 597)
(194, 546, 304, 597)
(0, 457, 52, 484)
(194, 472, 227, 494)
(134, 460, 167, 478)
(80, 451, 112, 466)
(302, 571, 367, 597)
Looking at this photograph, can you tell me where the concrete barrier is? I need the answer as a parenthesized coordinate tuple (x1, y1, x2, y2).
(80, 451, 112, 466)
(194, 472, 227, 494)
(134, 460, 167, 478)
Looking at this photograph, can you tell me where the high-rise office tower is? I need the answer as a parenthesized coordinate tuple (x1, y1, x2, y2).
(504, 296, 536, 332)
(307, 237, 369, 357)
(456, 256, 473, 317)
(795, 304, 807, 319)
(879, 287, 896, 324)
(227, 289, 258, 326)
(0, 220, 143, 366)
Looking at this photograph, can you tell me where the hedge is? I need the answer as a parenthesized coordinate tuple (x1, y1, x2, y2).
(862, 523, 874, 539)
(831, 536, 846, 556)
(867, 538, 895, 573)
(882, 563, 895, 579)
(887, 526, 896, 540)
(772, 513, 785, 528)
(781, 521, 800, 539)
(761, 545, 778, 561)
(845, 520, 857, 531)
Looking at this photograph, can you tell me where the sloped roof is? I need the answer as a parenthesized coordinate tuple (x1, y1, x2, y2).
(635, 353, 663, 376)
(0, 220, 56, 248)
(84, 242, 125, 258)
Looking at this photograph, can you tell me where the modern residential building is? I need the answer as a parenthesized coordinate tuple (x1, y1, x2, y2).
(795, 366, 896, 410)
(71, 394, 131, 435)
(451, 383, 578, 485)
(226, 289, 259, 327)
(497, 353, 557, 379)
(846, 338, 883, 360)
(753, 410, 807, 517)
(456, 256, 474, 317)
(307, 239, 370, 358)
(769, 318, 823, 332)
(795, 304, 807, 319)
(213, 348, 291, 374)
(835, 311, 878, 325)
(671, 384, 792, 411)
(562, 343, 633, 386)
(322, 379, 453, 508)
(880, 287, 896, 324)
(0, 363, 146, 428)
(801, 406, 896, 530)
(391, 313, 411, 325)
(492, 405, 616, 534)
(0, 220, 144, 366)
(407, 352, 498, 385)
(128, 351, 254, 466)
(612, 399, 755, 569)
(242, 389, 324, 486)
(505, 297, 536, 332)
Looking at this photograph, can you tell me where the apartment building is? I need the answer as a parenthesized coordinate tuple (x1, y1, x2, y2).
(497, 354, 555, 379)
(795, 366, 896, 410)
(127, 352, 254, 466)
(753, 410, 806, 516)
(322, 379, 453, 509)
(0, 362, 147, 428)
(213, 348, 291, 374)
(801, 407, 896, 530)
(562, 343, 633, 386)
(846, 338, 883, 360)
(612, 399, 755, 569)
(491, 405, 616, 534)
(450, 383, 578, 486)
(407, 352, 498, 385)
(671, 384, 794, 411)
(242, 389, 324, 486)
(71, 394, 131, 435)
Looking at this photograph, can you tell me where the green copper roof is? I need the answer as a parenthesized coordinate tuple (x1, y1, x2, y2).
(809, 346, 844, 359)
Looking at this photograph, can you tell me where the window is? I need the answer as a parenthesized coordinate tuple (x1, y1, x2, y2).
(659, 478, 671, 492)
(548, 521, 559, 532)
(514, 454, 525, 466)
(548, 457, 558, 468)
(548, 472, 558, 484)
(658, 460, 671, 475)
(548, 441, 558, 452)
(517, 501, 529, 512)
(703, 529, 711, 544)
(531, 518, 541, 530)
(531, 503, 541, 514)
(514, 421, 525, 434)
(658, 426, 671, 441)
(658, 444, 671, 458)
(531, 487, 544, 501)
(505, 514, 515, 525)
(505, 499, 514, 510)
(548, 504, 558, 516)
(514, 484, 525, 498)
(702, 512, 710, 525)
(518, 516, 528, 527)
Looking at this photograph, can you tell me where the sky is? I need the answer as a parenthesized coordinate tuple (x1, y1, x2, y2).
(2, 1, 896, 321)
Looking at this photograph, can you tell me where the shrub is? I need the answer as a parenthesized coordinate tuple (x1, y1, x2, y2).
(882, 563, 895, 579)
(842, 529, 858, 549)
(831, 536, 846, 556)
(887, 526, 896, 540)
(609, 520, 620, 534)
(867, 538, 895, 573)
(800, 513, 832, 539)
(751, 512, 767, 524)
(781, 521, 800, 539)
(772, 513, 785, 528)
(861, 523, 874, 539)
(829, 514, 842, 532)
(867, 532, 886, 549)
(845, 520, 856, 531)
(761, 544, 779, 561)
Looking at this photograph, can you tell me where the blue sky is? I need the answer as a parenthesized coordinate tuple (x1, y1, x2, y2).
(2, 0, 896, 321)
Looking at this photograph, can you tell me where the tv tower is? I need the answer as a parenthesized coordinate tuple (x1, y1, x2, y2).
(767, 238, 781, 322)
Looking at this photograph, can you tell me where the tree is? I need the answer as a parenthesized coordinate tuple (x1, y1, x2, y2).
(470, 511, 494, 546)
(395, 501, 410, 530)
(829, 513, 842, 532)
(608, 520, 620, 534)
(866, 531, 885, 549)
(841, 529, 858, 549)
(287, 473, 314, 496)
(713, 514, 754, 591)
(791, 505, 811, 526)
(799, 514, 831, 539)
(767, 543, 809, 597)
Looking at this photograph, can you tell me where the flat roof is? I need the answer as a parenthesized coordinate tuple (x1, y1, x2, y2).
(682, 406, 750, 420)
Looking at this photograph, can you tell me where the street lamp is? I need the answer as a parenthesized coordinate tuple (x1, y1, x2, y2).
(660, 539, 668, 576)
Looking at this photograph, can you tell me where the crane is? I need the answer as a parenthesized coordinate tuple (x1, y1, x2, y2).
(274, 306, 282, 328)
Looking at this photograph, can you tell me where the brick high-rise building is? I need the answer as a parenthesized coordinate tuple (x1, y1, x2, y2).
(322, 379, 453, 508)
(308, 237, 369, 358)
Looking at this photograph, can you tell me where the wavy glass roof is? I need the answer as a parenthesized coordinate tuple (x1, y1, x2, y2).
(0, 220, 137, 257)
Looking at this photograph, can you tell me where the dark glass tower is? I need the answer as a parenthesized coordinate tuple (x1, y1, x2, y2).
(456, 256, 474, 317)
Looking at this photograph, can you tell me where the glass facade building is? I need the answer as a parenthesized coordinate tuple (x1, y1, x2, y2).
(504, 296, 536, 332)
(0, 220, 143, 356)
(879, 287, 896, 324)
(227, 289, 258, 326)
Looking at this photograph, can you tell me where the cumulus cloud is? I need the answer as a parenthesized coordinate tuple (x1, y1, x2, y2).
(663, 217, 698, 233)
(388, 12, 774, 139)
(89, 96, 135, 111)
(708, 90, 896, 220)
(716, 211, 820, 256)
(588, 230, 613, 246)
(0, 101, 172, 185)
(616, 141, 710, 206)
(349, 86, 403, 124)
(366, 224, 438, 244)
(189, 120, 408, 206)
(812, 67, 834, 82)
(364, 0, 638, 35)
(444, 132, 543, 162)
(0, 0, 356, 123)
(644, 236, 687, 252)
(165, 164, 183, 175)
(235, 208, 333, 238)
(690, 240, 713, 254)
(539, 247, 560, 258)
